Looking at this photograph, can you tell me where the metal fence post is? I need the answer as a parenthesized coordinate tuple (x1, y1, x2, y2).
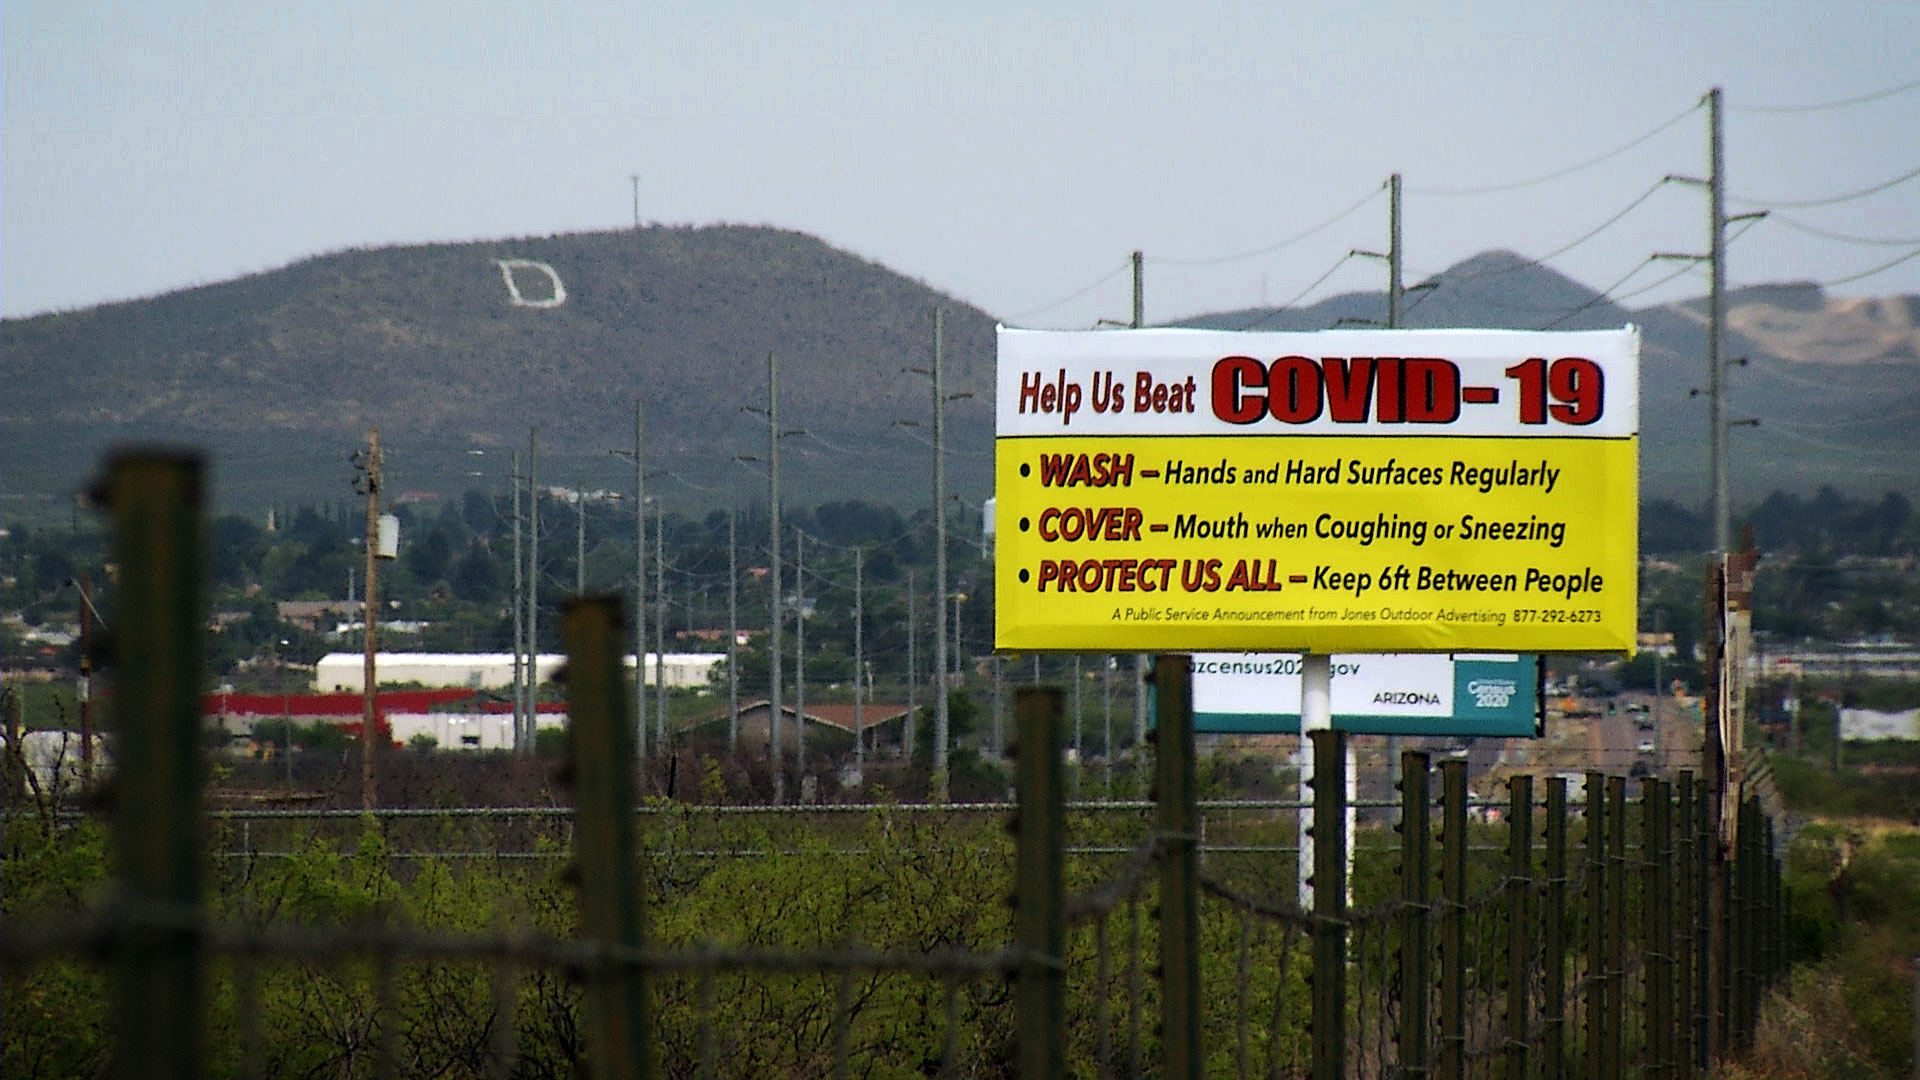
(1741, 798, 1761, 1049)
(1545, 776, 1568, 1080)
(1767, 814, 1781, 989)
(1440, 757, 1468, 1080)
(1676, 772, 1696, 1080)
(1013, 687, 1065, 1080)
(1585, 772, 1605, 1080)
(1154, 655, 1202, 1080)
(1399, 750, 1432, 1077)
(1604, 776, 1626, 1080)
(1695, 775, 1713, 1072)
(1507, 774, 1533, 1080)
(562, 596, 652, 1080)
(107, 453, 207, 1080)
(1309, 727, 1348, 1080)
(1645, 779, 1672, 1078)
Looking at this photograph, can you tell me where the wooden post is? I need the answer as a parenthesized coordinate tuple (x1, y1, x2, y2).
(563, 596, 651, 1080)
(106, 453, 207, 1080)
(1013, 687, 1064, 1080)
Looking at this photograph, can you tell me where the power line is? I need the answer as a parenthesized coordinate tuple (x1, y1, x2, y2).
(1555, 215, 1769, 321)
(1003, 260, 1131, 322)
(1742, 356, 1888, 395)
(1606, 260, 1707, 305)
(1153, 186, 1383, 267)
(1733, 164, 1920, 209)
(1233, 252, 1360, 330)
(1409, 102, 1701, 196)
(1769, 215, 1920, 247)
(1400, 179, 1680, 322)
(1754, 423, 1920, 472)
(1755, 397, 1920, 431)
(1536, 258, 1657, 329)
(1812, 246, 1920, 287)
(1730, 78, 1920, 114)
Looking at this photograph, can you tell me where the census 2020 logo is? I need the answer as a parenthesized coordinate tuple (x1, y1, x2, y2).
(1467, 678, 1518, 709)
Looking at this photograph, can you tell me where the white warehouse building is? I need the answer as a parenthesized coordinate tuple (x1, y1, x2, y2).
(314, 652, 725, 693)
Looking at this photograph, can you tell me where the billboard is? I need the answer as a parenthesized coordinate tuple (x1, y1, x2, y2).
(994, 327, 1639, 653)
(1188, 652, 1543, 736)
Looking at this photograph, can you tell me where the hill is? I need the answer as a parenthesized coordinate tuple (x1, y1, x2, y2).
(1177, 252, 1920, 504)
(2, 226, 996, 516)
(4, 235, 1915, 520)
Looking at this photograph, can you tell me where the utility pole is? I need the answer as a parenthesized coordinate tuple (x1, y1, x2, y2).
(854, 546, 864, 774)
(511, 452, 524, 753)
(1384, 176, 1404, 779)
(630, 175, 640, 229)
(1709, 88, 1730, 557)
(992, 656, 1004, 766)
(77, 572, 95, 780)
(576, 489, 587, 594)
(526, 429, 540, 754)
(655, 497, 667, 749)
(931, 307, 951, 797)
(1387, 173, 1403, 329)
(906, 569, 917, 761)
(1653, 608, 1665, 732)
(1073, 655, 1083, 798)
(358, 429, 383, 810)
(727, 509, 739, 752)
(766, 353, 785, 803)
(633, 402, 647, 761)
(953, 588, 964, 680)
(794, 527, 807, 773)
(1131, 251, 1150, 753)
(1103, 655, 1114, 789)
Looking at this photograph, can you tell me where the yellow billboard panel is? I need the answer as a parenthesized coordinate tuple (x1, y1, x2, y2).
(994, 328, 1639, 654)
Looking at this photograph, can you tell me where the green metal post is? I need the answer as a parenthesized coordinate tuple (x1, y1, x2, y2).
(1728, 801, 1741, 1054)
(1013, 687, 1065, 1080)
(1646, 779, 1672, 1079)
(1765, 814, 1780, 989)
(1440, 758, 1468, 1080)
(562, 596, 652, 1080)
(1507, 774, 1534, 1080)
(108, 453, 207, 1080)
(1546, 776, 1569, 1080)
(1730, 800, 1747, 1053)
(1309, 727, 1348, 1080)
(1157, 656, 1203, 1080)
(1676, 773, 1696, 1080)
(1586, 772, 1605, 1080)
(1605, 777, 1626, 1080)
(1696, 776, 1713, 1073)
(1748, 801, 1761, 1046)
(1399, 751, 1432, 1077)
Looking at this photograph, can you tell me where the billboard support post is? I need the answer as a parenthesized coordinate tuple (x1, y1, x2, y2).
(1298, 653, 1330, 909)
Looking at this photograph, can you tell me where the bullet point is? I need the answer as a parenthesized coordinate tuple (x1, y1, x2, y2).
(1019, 569, 1031, 583)
(1019, 463, 1031, 477)
(1019, 517, 1030, 531)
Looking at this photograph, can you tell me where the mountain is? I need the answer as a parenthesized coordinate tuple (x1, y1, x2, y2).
(4, 236, 1915, 522)
(1177, 252, 1920, 504)
(2, 226, 996, 516)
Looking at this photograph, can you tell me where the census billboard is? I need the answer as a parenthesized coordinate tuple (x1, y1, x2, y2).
(1188, 652, 1544, 736)
(993, 327, 1639, 654)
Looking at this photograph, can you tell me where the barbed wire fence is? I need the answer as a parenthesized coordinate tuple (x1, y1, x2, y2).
(2, 453, 1791, 1079)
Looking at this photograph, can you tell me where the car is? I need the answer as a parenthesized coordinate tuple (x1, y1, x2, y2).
(1636, 739, 1657, 754)
(1635, 718, 1656, 732)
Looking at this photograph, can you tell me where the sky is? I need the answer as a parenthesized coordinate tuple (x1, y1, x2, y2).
(4, 2, 1916, 326)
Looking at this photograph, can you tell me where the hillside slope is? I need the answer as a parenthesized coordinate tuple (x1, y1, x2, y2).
(2, 226, 996, 512)
(4, 236, 1914, 518)
(1178, 253, 1920, 503)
